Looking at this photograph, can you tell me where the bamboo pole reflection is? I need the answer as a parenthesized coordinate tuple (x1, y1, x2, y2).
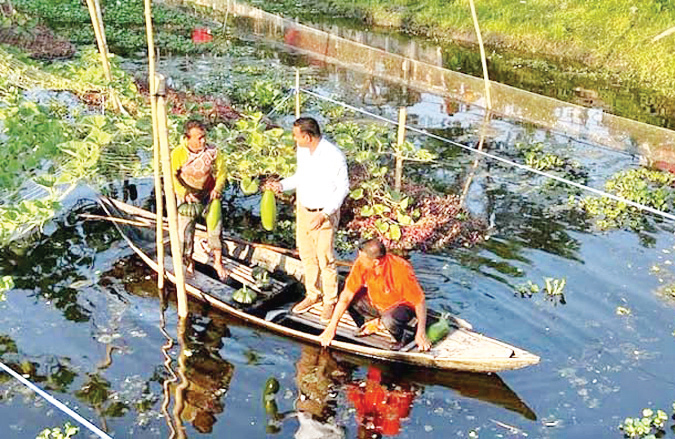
(172, 316, 189, 439)
(158, 289, 179, 439)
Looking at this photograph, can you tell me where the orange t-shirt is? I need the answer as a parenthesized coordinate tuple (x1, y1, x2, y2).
(345, 254, 424, 312)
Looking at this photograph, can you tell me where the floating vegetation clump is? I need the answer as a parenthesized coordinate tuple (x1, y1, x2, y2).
(36, 422, 79, 439)
(515, 142, 588, 188)
(515, 277, 567, 305)
(576, 168, 675, 230)
(324, 121, 486, 250)
(619, 407, 672, 439)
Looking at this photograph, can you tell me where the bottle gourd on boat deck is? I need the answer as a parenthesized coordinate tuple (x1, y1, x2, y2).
(233, 285, 257, 305)
(261, 189, 277, 231)
(426, 318, 450, 344)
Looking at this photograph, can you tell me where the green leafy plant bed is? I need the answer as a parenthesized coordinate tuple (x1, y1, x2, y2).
(0, 6, 75, 60)
(575, 168, 675, 231)
(345, 176, 485, 251)
(0, 45, 151, 246)
(12, 0, 223, 57)
(324, 120, 486, 251)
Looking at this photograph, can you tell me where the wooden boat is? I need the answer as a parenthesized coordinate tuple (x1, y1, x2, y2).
(97, 196, 540, 373)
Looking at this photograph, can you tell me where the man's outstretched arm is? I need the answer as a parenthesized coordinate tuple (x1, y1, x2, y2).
(414, 299, 431, 351)
(318, 288, 357, 347)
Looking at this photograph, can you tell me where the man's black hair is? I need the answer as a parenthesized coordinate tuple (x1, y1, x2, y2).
(184, 119, 206, 137)
(293, 117, 321, 138)
(358, 237, 386, 259)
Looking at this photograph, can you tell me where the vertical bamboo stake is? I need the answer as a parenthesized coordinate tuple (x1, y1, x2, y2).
(145, 0, 164, 288)
(295, 68, 300, 118)
(394, 107, 407, 192)
(468, 0, 491, 110)
(155, 73, 189, 318)
(84, 0, 113, 83)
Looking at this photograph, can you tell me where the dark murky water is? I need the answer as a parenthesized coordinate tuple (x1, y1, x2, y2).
(2, 10, 675, 439)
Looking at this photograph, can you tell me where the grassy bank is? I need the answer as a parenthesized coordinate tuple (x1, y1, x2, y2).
(242, 0, 675, 98)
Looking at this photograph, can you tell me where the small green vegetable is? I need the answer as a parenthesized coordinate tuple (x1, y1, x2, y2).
(233, 285, 257, 305)
(426, 318, 450, 344)
(260, 189, 277, 231)
(252, 266, 272, 290)
(264, 377, 280, 396)
(178, 202, 203, 218)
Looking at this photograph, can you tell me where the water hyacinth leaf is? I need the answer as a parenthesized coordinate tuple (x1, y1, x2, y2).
(373, 204, 389, 215)
(0, 276, 14, 292)
(375, 219, 389, 234)
(350, 187, 364, 200)
(388, 223, 401, 240)
(397, 212, 413, 225)
(360, 205, 374, 217)
(240, 177, 259, 195)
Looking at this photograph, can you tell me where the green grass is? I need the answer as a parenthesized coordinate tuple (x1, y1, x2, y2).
(242, 0, 675, 97)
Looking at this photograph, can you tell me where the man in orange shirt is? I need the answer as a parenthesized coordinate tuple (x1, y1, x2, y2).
(318, 238, 431, 351)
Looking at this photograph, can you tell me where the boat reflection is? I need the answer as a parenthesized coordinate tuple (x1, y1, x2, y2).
(111, 255, 535, 437)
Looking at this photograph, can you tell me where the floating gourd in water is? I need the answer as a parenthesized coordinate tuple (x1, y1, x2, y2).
(233, 285, 257, 305)
(240, 177, 259, 195)
(177, 202, 203, 218)
(263, 377, 280, 396)
(260, 189, 277, 231)
(252, 266, 272, 290)
(426, 317, 450, 344)
(264, 399, 279, 415)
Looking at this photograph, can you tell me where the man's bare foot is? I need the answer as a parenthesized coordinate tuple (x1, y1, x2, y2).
(214, 264, 230, 281)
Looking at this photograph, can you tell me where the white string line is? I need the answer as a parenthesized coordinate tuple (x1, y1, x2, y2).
(0, 360, 113, 439)
(299, 88, 675, 223)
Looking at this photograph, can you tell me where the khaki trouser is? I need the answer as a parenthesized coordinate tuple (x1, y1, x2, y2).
(297, 204, 339, 306)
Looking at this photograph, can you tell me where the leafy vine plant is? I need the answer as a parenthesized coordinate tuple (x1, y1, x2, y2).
(36, 422, 79, 439)
(619, 406, 674, 439)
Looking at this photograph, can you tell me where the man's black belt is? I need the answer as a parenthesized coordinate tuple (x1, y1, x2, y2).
(305, 207, 323, 212)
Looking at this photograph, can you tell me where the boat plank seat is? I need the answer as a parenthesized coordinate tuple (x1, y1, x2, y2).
(287, 305, 400, 350)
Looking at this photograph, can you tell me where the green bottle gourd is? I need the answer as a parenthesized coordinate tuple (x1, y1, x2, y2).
(233, 285, 257, 304)
(426, 318, 450, 344)
(261, 189, 277, 231)
(206, 200, 221, 231)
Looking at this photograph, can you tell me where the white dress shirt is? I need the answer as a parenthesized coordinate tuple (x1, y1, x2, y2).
(280, 137, 349, 216)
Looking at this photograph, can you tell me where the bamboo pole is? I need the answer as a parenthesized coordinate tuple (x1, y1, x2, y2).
(394, 107, 407, 192)
(295, 68, 300, 118)
(84, 0, 113, 83)
(144, 0, 164, 289)
(468, 0, 491, 110)
(154, 73, 189, 318)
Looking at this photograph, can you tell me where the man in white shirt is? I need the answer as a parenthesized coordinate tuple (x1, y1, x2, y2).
(269, 117, 349, 322)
